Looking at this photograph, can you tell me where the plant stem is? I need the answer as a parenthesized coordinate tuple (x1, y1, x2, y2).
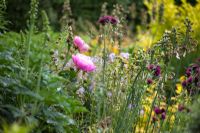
(24, 25, 33, 79)
(102, 26, 107, 84)
(24, 0, 38, 79)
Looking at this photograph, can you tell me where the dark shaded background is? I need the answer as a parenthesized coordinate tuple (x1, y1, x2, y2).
(5, 0, 197, 32)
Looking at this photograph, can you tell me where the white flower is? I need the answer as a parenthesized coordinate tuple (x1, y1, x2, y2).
(120, 52, 130, 59)
(140, 109, 144, 115)
(65, 59, 75, 69)
(107, 91, 112, 97)
(54, 50, 59, 57)
(91, 56, 103, 64)
(89, 81, 95, 92)
(76, 87, 85, 95)
(109, 53, 116, 62)
(56, 87, 62, 92)
(128, 104, 133, 109)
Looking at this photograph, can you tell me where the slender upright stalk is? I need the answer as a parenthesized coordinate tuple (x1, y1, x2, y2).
(144, 80, 162, 133)
(114, 67, 144, 132)
(24, 25, 33, 79)
(24, 0, 38, 79)
(33, 10, 49, 114)
(102, 25, 107, 83)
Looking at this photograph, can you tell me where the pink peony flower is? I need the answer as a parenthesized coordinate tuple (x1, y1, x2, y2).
(72, 53, 96, 72)
(73, 36, 89, 52)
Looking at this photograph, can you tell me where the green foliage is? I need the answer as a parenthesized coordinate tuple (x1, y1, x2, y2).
(138, 0, 200, 76)
(0, 1, 87, 132)
(187, 97, 200, 133)
(0, 31, 87, 132)
(143, 0, 200, 43)
(0, 0, 8, 30)
(3, 123, 31, 133)
(0, 0, 200, 132)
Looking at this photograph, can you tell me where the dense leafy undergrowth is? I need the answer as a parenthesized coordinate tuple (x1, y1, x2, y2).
(0, 0, 200, 133)
(0, 32, 87, 132)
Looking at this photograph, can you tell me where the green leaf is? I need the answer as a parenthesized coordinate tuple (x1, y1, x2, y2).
(58, 69, 77, 81)
(15, 89, 43, 101)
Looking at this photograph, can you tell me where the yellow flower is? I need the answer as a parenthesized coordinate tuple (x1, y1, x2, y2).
(170, 115, 175, 124)
(112, 45, 119, 54)
(176, 84, 183, 94)
(83, 51, 90, 56)
(171, 97, 177, 101)
(180, 76, 186, 82)
(160, 102, 166, 107)
(136, 126, 145, 133)
(146, 87, 153, 94)
(168, 105, 177, 113)
(90, 38, 98, 46)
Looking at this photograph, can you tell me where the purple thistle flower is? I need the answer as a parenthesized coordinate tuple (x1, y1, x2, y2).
(186, 67, 192, 77)
(110, 17, 118, 25)
(160, 108, 165, 113)
(196, 67, 200, 74)
(154, 66, 161, 77)
(147, 64, 155, 71)
(182, 80, 187, 87)
(98, 16, 110, 24)
(161, 112, 166, 120)
(194, 75, 200, 87)
(191, 64, 199, 70)
(178, 104, 185, 112)
(154, 107, 161, 115)
(98, 16, 118, 25)
(187, 76, 193, 84)
(152, 116, 158, 122)
(147, 78, 153, 84)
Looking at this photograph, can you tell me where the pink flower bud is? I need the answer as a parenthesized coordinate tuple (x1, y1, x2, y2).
(73, 36, 89, 52)
(74, 36, 84, 47)
(79, 43, 90, 53)
(72, 53, 96, 72)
